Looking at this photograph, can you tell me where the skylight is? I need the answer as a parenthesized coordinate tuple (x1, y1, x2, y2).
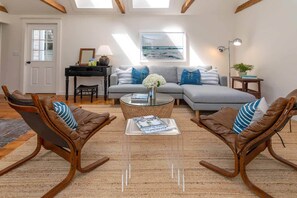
(74, 0, 113, 9)
(132, 0, 170, 9)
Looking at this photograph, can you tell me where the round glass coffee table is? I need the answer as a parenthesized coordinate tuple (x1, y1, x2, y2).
(120, 93, 174, 119)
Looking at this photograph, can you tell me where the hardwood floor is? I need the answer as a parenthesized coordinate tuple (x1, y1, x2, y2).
(0, 94, 113, 159)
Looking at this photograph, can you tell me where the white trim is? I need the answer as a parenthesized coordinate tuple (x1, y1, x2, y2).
(20, 18, 62, 94)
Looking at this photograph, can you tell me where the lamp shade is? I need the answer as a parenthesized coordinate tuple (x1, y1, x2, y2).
(96, 45, 113, 56)
(233, 38, 242, 46)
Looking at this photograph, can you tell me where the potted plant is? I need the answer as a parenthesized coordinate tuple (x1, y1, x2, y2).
(233, 63, 254, 77)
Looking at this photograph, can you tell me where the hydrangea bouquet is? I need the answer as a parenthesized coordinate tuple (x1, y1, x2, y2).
(142, 74, 166, 100)
(142, 74, 166, 88)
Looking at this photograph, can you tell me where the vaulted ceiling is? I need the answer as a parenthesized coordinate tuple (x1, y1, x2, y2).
(0, 0, 262, 15)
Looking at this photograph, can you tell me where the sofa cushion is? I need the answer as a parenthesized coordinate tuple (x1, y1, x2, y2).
(132, 67, 149, 84)
(232, 98, 262, 134)
(177, 66, 211, 83)
(108, 84, 148, 93)
(182, 85, 256, 103)
(149, 66, 178, 83)
(157, 83, 183, 93)
(237, 97, 289, 150)
(200, 69, 219, 85)
(53, 102, 78, 130)
(180, 69, 201, 85)
(116, 68, 132, 84)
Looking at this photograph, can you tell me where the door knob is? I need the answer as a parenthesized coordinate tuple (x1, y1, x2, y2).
(26, 61, 31, 64)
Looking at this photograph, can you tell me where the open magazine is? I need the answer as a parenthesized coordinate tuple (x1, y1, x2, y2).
(133, 115, 176, 133)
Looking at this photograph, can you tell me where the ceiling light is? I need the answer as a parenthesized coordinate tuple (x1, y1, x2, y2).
(133, 0, 170, 9)
(74, 0, 113, 9)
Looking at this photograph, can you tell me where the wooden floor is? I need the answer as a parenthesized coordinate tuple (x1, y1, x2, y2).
(0, 94, 113, 159)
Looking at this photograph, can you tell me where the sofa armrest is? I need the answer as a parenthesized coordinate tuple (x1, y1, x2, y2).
(219, 76, 227, 86)
(110, 73, 118, 86)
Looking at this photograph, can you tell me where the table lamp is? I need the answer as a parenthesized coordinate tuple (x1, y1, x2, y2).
(96, 45, 113, 66)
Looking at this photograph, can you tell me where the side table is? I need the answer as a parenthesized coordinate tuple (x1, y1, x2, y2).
(231, 76, 264, 99)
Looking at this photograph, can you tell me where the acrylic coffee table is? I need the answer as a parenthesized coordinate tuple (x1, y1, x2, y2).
(120, 93, 174, 119)
(121, 118, 185, 192)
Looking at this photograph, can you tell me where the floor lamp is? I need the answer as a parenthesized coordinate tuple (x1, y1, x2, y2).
(218, 38, 242, 87)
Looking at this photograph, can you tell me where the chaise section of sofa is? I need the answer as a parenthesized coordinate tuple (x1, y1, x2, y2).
(182, 84, 256, 117)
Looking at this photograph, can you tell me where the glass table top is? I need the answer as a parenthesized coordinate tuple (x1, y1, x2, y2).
(120, 93, 174, 106)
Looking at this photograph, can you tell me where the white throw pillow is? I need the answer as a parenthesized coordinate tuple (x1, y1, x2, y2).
(116, 68, 132, 84)
(200, 69, 219, 85)
(251, 97, 269, 124)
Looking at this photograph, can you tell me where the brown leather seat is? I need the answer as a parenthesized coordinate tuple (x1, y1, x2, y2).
(0, 85, 116, 197)
(192, 90, 297, 197)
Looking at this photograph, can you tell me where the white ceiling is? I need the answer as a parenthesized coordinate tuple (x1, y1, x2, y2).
(0, 0, 239, 15)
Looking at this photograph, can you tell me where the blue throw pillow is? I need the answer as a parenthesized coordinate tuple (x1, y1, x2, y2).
(53, 102, 78, 130)
(132, 67, 149, 84)
(233, 99, 261, 134)
(180, 69, 201, 85)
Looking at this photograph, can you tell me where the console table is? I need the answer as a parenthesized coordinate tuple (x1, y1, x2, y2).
(65, 66, 112, 102)
(231, 76, 264, 99)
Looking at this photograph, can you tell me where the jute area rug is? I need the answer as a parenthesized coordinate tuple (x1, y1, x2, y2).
(0, 105, 297, 198)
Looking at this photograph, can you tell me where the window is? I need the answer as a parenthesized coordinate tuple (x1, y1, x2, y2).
(74, 0, 113, 9)
(132, 0, 170, 9)
(31, 30, 54, 61)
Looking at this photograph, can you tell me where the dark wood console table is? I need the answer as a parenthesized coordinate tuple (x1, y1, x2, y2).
(231, 76, 263, 99)
(65, 66, 112, 102)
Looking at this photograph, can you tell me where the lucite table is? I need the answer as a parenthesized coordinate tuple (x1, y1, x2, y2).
(121, 118, 185, 192)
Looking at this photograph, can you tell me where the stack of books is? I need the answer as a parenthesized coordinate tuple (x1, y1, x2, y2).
(133, 115, 176, 134)
(131, 93, 148, 103)
(241, 75, 257, 79)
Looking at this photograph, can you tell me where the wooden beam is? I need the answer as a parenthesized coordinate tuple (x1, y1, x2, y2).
(0, 5, 8, 13)
(40, 0, 66, 14)
(235, 0, 262, 14)
(181, 0, 195, 13)
(115, 0, 125, 14)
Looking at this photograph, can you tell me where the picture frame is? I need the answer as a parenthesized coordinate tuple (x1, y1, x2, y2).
(140, 32, 186, 62)
(78, 48, 95, 66)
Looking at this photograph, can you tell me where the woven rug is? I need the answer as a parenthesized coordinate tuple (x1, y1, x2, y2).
(0, 105, 297, 197)
(0, 119, 31, 148)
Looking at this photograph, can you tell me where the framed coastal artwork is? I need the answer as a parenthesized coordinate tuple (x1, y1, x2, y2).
(140, 32, 186, 62)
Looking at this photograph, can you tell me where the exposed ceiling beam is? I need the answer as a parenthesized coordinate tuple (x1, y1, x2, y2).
(40, 0, 66, 14)
(115, 0, 125, 14)
(235, 0, 262, 14)
(0, 5, 8, 13)
(181, 0, 195, 14)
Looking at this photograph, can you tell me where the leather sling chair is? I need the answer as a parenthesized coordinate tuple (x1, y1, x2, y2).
(191, 91, 297, 198)
(0, 85, 116, 197)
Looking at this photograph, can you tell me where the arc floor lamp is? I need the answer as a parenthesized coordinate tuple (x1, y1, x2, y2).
(218, 38, 242, 87)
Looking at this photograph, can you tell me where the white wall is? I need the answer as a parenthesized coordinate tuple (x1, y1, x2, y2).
(1, 13, 235, 94)
(235, 0, 297, 103)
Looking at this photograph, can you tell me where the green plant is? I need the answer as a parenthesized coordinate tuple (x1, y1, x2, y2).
(233, 63, 254, 72)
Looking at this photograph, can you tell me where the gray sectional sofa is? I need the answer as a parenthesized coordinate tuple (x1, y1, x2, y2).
(108, 65, 256, 116)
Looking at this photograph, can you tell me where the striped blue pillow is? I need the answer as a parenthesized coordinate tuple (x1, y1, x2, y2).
(233, 99, 261, 134)
(53, 102, 78, 130)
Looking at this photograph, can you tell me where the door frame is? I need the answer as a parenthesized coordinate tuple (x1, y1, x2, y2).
(20, 18, 62, 94)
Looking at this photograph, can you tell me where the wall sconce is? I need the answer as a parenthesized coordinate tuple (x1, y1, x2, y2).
(218, 38, 242, 87)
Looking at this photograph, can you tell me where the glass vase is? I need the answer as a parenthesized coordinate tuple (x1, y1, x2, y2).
(149, 87, 157, 100)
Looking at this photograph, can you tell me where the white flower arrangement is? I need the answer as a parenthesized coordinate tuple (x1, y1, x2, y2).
(142, 74, 166, 88)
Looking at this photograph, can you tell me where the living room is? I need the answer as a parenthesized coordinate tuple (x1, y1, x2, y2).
(0, 0, 297, 197)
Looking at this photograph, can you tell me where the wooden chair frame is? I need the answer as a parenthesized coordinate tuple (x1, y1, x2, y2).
(0, 86, 116, 197)
(192, 97, 297, 197)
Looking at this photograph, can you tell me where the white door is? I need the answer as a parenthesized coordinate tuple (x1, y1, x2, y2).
(25, 24, 56, 93)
